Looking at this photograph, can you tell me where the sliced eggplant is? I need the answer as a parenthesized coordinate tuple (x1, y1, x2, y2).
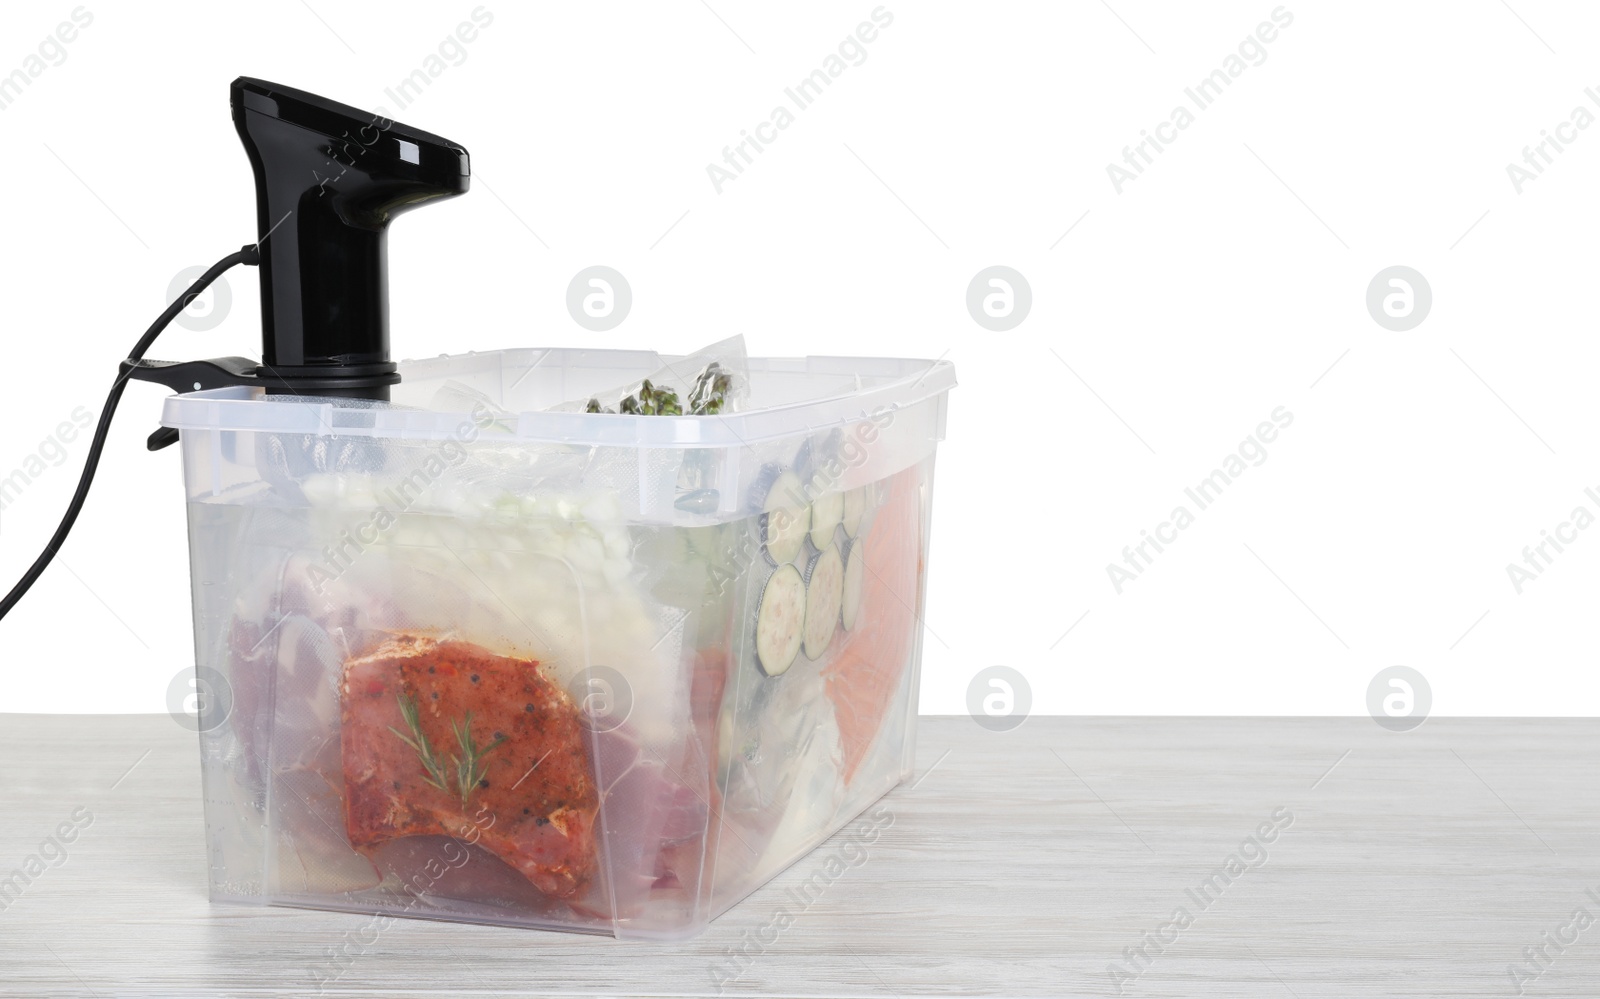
(803, 545, 844, 661)
(759, 469, 810, 565)
(755, 563, 806, 677)
(810, 490, 844, 550)
(841, 486, 866, 538)
(841, 539, 865, 631)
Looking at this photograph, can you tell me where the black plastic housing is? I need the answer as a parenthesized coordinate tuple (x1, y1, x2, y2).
(231, 77, 469, 398)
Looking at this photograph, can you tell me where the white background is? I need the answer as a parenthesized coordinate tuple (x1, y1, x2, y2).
(0, 0, 1595, 716)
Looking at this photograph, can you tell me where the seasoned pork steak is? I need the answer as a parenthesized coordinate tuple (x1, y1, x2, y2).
(341, 635, 598, 899)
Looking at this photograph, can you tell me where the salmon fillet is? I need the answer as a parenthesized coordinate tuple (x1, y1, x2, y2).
(340, 635, 599, 899)
(824, 468, 923, 784)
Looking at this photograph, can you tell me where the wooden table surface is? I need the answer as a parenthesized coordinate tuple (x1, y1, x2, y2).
(0, 714, 1595, 997)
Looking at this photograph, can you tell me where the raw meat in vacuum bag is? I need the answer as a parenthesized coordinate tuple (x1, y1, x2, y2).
(341, 634, 599, 899)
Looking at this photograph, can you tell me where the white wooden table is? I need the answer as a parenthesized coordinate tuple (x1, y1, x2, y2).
(0, 714, 1595, 997)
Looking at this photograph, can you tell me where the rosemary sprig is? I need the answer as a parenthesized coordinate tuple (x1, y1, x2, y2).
(450, 710, 507, 806)
(388, 693, 450, 795)
(388, 693, 507, 808)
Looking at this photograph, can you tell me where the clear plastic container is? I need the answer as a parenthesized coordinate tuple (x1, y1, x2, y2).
(162, 347, 954, 939)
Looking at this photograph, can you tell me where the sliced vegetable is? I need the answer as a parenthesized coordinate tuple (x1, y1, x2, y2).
(841, 539, 865, 631)
(755, 563, 806, 677)
(841, 487, 866, 538)
(759, 468, 810, 565)
(803, 545, 844, 661)
(810, 490, 844, 550)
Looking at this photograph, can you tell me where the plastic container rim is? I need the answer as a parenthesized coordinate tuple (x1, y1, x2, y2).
(159, 349, 956, 448)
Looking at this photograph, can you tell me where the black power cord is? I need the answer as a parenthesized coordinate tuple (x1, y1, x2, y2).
(0, 245, 260, 622)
